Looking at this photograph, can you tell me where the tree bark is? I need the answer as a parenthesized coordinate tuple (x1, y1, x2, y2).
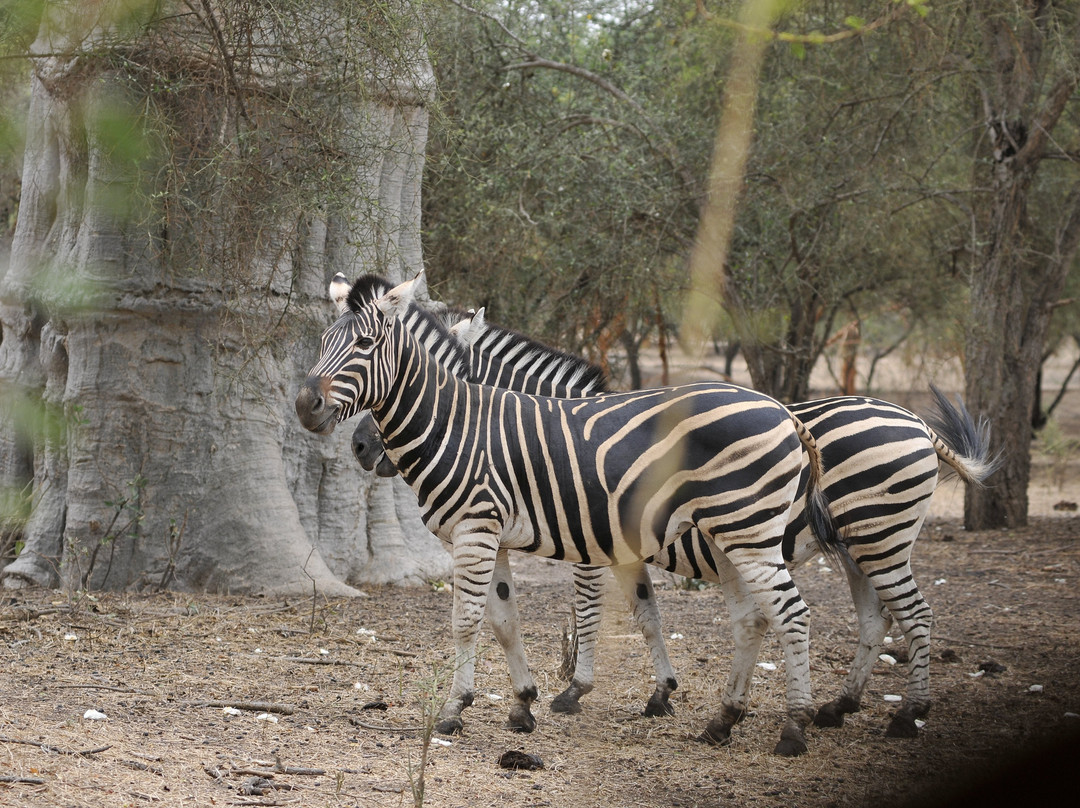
(0, 1, 450, 593)
(963, 4, 1080, 529)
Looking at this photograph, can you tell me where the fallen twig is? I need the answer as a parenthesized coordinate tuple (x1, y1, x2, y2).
(0, 775, 47, 784)
(54, 683, 152, 695)
(120, 759, 164, 776)
(277, 657, 357, 667)
(935, 635, 1022, 650)
(191, 701, 296, 715)
(347, 716, 423, 733)
(0, 606, 68, 621)
(371, 783, 406, 794)
(277, 766, 326, 776)
(0, 735, 111, 757)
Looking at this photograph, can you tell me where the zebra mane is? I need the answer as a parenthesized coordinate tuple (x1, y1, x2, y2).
(464, 313, 609, 396)
(346, 274, 393, 312)
(347, 274, 471, 380)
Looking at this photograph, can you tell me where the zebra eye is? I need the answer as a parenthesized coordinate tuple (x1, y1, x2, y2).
(357, 336, 375, 350)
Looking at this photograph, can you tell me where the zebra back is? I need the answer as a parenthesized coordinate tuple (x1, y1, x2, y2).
(444, 308, 609, 398)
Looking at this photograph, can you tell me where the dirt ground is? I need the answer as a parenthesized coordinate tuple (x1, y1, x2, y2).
(3, 384, 1080, 807)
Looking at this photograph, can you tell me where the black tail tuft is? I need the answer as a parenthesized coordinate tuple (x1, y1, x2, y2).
(925, 384, 1003, 485)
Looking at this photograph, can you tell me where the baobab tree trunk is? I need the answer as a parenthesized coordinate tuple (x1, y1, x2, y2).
(0, 0, 449, 593)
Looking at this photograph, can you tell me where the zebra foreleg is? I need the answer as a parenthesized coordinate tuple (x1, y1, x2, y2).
(610, 563, 678, 717)
(550, 565, 605, 714)
(721, 554, 815, 757)
(815, 561, 890, 728)
(486, 550, 539, 732)
(435, 535, 500, 736)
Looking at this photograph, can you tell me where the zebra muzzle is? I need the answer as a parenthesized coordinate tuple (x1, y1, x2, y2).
(295, 376, 340, 435)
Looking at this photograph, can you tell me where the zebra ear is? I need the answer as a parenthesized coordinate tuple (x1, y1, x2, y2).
(375, 271, 422, 320)
(328, 273, 351, 314)
(452, 306, 487, 346)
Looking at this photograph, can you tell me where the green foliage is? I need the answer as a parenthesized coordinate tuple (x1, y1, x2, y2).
(421, 0, 985, 395)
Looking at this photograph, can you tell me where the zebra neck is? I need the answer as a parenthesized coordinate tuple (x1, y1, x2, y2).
(371, 323, 470, 479)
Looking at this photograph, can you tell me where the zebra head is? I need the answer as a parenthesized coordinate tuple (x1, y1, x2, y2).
(295, 274, 419, 435)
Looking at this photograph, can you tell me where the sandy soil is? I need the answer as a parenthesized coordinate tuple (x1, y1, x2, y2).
(2, 372, 1079, 808)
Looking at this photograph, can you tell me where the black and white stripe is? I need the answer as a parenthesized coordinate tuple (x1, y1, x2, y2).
(355, 300, 997, 739)
(296, 274, 841, 755)
(350, 298, 676, 719)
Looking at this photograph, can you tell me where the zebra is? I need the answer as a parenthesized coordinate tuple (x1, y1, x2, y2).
(346, 288, 683, 722)
(295, 273, 842, 755)
(354, 301, 999, 740)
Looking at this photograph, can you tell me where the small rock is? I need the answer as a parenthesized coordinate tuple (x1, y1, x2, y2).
(883, 694, 902, 703)
(979, 660, 1007, 676)
(1028, 684, 1043, 693)
(83, 709, 108, 721)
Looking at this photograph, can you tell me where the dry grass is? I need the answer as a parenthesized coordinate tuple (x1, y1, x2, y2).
(2, 507, 1079, 807)
(3, 386, 1080, 807)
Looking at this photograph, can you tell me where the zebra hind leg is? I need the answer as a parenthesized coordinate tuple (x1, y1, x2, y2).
(550, 565, 605, 714)
(486, 550, 539, 732)
(697, 565, 769, 746)
(610, 563, 678, 717)
(859, 555, 934, 738)
(814, 561, 891, 728)
(724, 555, 815, 757)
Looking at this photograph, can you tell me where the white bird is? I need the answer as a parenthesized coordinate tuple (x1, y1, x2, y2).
(329, 272, 351, 314)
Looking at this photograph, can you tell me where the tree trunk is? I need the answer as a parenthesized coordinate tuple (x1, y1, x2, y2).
(963, 5, 1080, 529)
(0, 1, 450, 593)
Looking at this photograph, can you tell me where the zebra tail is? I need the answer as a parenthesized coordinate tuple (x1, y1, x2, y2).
(790, 413, 846, 562)
(925, 384, 1003, 486)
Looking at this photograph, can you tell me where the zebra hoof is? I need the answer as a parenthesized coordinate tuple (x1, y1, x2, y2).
(885, 714, 920, 738)
(644, 694, 675, 718)
(813, 703, 846, 728)
(550, 692, 583, 714)
(773, 725, 808, 757)
(508, 706, 537, 733)
(435, 717, 464, 736)
(697, 719, 733, 747)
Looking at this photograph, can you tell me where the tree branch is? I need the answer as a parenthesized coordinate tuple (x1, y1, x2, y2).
(1017, 73, 1080, 168)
